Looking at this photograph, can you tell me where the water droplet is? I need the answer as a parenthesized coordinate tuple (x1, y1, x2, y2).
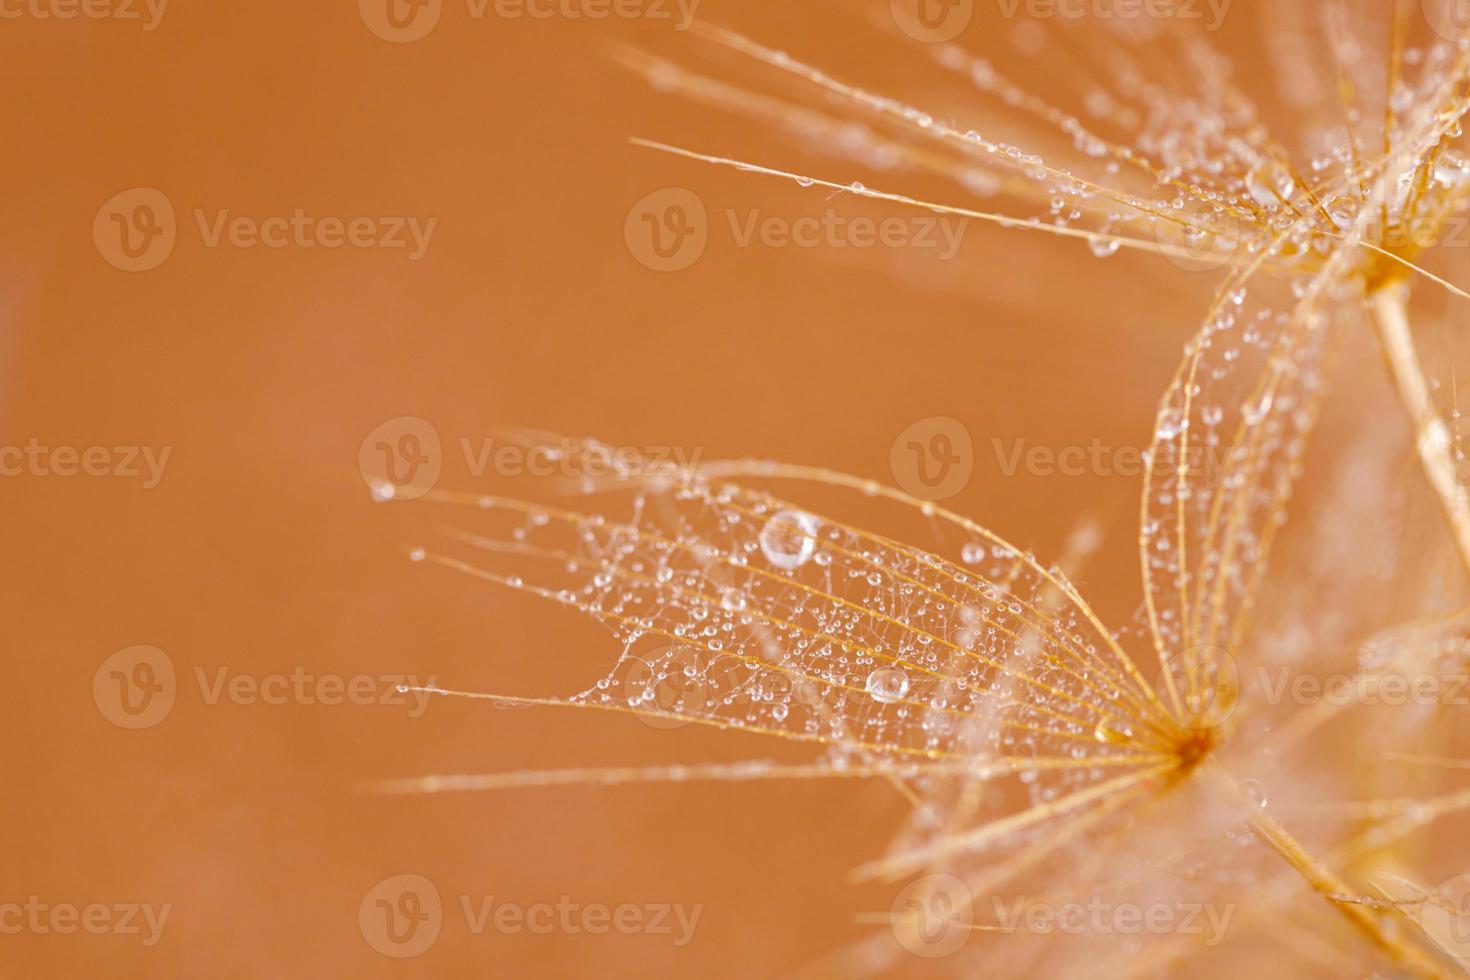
(1089, 236, 1121, 258)
(1326, 196, 1355, 230)
(1243, 391, 1273, 426)
(408, 547, 425, 562)
(1242, 778, 1268, 809)
(865, 667, 910, 704)
(1245, 161, 1297, 209)
(720, 590, 747, 612)
(759, 509, 820, 570)
(369, 479, 396, 502)
(1156, 408, 1188, 440)
(1093, 721, 1133, 744)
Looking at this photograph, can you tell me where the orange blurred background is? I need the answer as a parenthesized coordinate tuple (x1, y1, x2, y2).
(0, 2, 1403, 976)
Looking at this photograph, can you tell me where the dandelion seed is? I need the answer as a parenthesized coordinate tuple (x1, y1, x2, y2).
(383, 12, 1470, 977)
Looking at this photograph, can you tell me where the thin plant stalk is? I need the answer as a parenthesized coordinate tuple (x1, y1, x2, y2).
(1369, 280, 1470, 582)
(1210, 767, 1448, 979)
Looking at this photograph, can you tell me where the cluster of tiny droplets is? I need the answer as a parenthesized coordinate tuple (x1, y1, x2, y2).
(464, 436, 1178, 844)
(689, 14, 1470, 282)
